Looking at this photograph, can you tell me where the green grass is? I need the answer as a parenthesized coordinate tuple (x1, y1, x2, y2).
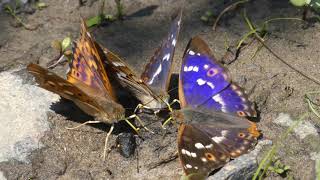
(252, 112, 308, 180)
(85, 0, 124, 28)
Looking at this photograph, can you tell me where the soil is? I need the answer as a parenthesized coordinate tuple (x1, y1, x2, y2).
(0, 0, 319, 179)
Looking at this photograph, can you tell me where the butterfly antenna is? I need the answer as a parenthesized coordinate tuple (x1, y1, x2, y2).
(66, 120, 102, 130)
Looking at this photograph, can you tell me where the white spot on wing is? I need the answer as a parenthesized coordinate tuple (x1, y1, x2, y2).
(197, 78, 206, 86)
(221, 130, 228, 136)
(195, 143, 205, 149)
(186, 150, 191, 157)
(206, 82, 215, 89)
(112, 61, 125, 67)
(212, 136, 225, 143)
(212, 94, 227, 112)
(163, 53, 170, 61)
(192, 66, 199, 72)
(191, 152, 197, 158)
(117, 72, 126, 79)
(201, 157, 207, 162)
(188, 50, 195, 55)
(148, 64, 162, 84)
(204, 64, 209, 69)
(205, 144, 213, 149)
(181, 149, 186, 154)
(183, 66, 188, 72)
(186, 164, 192, 169)
(187, 66, 193, 72)
(172, 39, 177, 46)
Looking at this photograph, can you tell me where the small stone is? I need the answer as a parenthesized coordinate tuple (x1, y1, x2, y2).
(274, 113, 318, 139)
(116, 132, 136, 158)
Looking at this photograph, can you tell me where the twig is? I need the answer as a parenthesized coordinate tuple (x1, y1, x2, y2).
(243, 12, 320, 86)
(147, 152, 178, 170)
(213, 0, 249, 31)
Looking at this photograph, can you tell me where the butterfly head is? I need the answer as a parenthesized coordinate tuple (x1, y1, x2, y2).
(138, 93, 170, 109)
(93, 97, 126, 123)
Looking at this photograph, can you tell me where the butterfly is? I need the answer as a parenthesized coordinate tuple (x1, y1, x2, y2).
(102, 10, 182, 110)
(27, 19, 141, 159)
(174, 36, 260, 179)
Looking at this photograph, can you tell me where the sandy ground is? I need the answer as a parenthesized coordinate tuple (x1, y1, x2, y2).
(0, 0, 319, 179)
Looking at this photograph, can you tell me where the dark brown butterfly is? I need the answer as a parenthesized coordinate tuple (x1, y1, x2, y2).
(173, 36, 260, 179)
(102, 10, 182, 110)
(27, 19, 142, 159)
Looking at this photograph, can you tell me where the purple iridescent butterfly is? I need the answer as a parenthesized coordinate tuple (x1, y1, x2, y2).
(103, 10, 182, 109)
(175, 36, 260, 179)
(179, 36, 256, 117)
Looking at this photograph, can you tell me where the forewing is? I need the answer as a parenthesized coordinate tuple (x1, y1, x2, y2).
(67, 19, 116, 101)
(179, 36, 230, 108)
(141, 10, 182, 96)
(179, 37, 256, 117)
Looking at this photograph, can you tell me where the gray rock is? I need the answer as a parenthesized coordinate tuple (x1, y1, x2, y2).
(0, 68, 59, 163)
(208, 140, 272, 180)
(273, 113, 318, 139)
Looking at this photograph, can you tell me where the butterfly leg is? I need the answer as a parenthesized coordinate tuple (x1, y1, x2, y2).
(126, 114, 154, 134)
(169, 99, 180, 106)
(161, 99, 181, 129)
(161, 116, 173, 129)
(103, 124, 114, 161)
(134, 103, 154, 114)
(66, 120, 101, 130)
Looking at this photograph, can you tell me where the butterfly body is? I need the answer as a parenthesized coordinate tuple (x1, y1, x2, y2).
(27, 19, 125, 124)
(176, 36, 260, 179)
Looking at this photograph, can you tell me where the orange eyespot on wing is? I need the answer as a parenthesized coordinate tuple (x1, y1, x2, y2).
(206, 68, 219, 77)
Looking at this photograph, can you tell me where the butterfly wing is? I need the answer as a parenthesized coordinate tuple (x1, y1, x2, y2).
(100, 11, 182, 108)
(27, 63, 106, 118)
(101, 46, 160, 106)
(140, 10, 182, 98)
(200, 84, 257, 117)
(179, 36, 256, 117)
(178, 124, 229, 179)
(67, 19, 116, 101)
(176, 109, 259, 178)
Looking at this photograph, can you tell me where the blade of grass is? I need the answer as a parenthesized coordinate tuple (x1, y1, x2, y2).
(253, 112, 309, 180)
(4, 5, 37, 30)
(305, 91, 320, 119)
(213, 0, 249, 30)
(242, 11, 320, 86)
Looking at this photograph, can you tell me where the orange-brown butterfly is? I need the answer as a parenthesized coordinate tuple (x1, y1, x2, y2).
(27, 19, 146, 160)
